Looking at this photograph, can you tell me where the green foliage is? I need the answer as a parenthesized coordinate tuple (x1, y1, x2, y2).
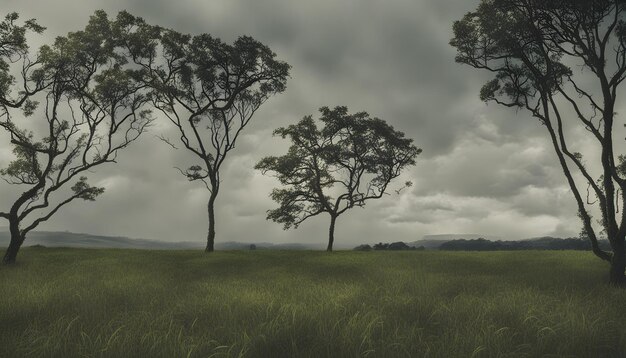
(111, 11, 161, 62)
(1, 249, 625, 357)
(38, 11, 146, 107)
(21, 99, 37, 116)
(70, 177, 105, 201)
(0, 12, 45, 56)
(0, 132, 43, 185)
(0, 12, 44, 101)
(450, 0, 577, 107)
(617, 155, 626, 178)
(117, 18, 291, 117)
(257, 107, 420, 230)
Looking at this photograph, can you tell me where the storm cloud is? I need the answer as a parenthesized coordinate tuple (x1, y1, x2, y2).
(0, 0, 601, 246)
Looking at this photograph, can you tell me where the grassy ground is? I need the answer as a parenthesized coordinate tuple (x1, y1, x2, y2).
(0, 248, 624, 357)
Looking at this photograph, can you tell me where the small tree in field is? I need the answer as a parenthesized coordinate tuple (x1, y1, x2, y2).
(114, 13, 291, 252)
(256, 106, 421, 251)
(451, 0, 626, 284)
(0, 11, 153, 264)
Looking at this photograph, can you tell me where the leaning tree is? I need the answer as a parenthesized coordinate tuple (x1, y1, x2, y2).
(256, 106, 420, 251)
(451, 0, 626, 284)
(114, 12, 290, 252)
(0, 11, 153, 264)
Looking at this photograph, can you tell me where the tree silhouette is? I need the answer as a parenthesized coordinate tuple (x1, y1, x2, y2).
(0, 11, 153, 264)
(451, 0, 626, 284)
(256, 106, 420, 251)
(115, 13, 290, 252)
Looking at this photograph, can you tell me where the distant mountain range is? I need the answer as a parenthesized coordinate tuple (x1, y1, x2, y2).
(0, 230, 325, 250)
(1, 229, 595, 252)
(409, 234, 503, 249)
(421, 234, 503, 241)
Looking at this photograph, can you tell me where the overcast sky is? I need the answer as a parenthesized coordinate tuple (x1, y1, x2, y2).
(1, 0, 620, 247)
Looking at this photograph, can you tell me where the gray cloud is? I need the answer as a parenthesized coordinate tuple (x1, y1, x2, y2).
(0, 0, 603, 247)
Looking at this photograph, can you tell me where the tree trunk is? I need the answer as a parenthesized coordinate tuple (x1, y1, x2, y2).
(3, 222, 23, 265)
(609, 241, 626, 286)
(327, 215, 337, 252)
(205, 192, 217, 252)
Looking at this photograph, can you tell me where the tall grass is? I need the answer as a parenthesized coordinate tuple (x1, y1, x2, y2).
(0, 248, 624, 357)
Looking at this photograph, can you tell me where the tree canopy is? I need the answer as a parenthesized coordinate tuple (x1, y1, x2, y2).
(256, 106, 420, 251)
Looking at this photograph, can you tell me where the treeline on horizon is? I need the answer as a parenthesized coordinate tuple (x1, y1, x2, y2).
(354, 237, 612, 252)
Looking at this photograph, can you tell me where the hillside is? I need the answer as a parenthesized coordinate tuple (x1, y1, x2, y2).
(420, 234, 502, 241)
(0, 230, 202, 250)
(409, 234, 502, 249)
(0, 229, 325, 250)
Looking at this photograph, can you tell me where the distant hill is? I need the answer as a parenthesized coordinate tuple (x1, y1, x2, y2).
(216, 241, 325, 250)
(409, 234, 502, 249)
(0, 230, 326, 250)
(0, 231, 203, 250)
(422, 234, 502, 241)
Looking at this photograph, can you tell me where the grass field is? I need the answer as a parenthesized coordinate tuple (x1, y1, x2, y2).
(0, 248, 625, 357)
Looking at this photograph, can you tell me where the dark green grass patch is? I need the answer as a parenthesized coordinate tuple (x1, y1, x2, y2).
(0, 249, 623, 357)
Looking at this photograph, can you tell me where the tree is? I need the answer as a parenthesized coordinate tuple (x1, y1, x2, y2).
(115, 13, 290, 252)
(256, 106, 420, 251)
(450, 0, 626, 284)
(0, 11, 153, 264)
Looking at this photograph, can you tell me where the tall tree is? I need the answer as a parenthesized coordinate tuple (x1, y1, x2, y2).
(115, 13, 290, 252)
(0, 11, 153, 264)
(256, 106, 420, 251)
(451, 0, 626, 284)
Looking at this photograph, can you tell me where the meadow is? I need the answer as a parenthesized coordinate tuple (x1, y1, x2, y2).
(0, 248, 625, 357)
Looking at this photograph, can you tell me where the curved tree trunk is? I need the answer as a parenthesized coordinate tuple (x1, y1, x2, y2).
(540, 99, 612, 263)
(3, 220, 23, 265)
(327, 215, 337, 252)
(609, 240, 626, 286)
(3, 238, 21, 265)
(205, 191, 218, 252)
